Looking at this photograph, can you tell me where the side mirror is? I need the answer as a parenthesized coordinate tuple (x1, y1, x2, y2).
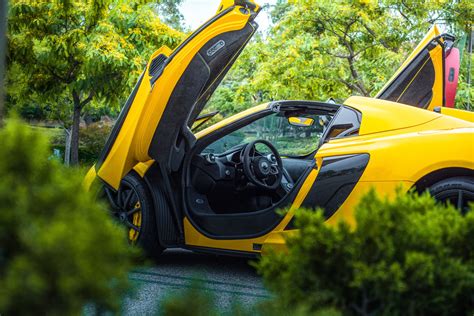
(288, 116, 315, 127)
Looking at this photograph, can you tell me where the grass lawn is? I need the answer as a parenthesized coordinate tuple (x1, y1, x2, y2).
(28, 125, 64, 140)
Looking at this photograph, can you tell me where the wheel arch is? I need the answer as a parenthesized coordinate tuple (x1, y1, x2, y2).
(413, 167, 474, 193)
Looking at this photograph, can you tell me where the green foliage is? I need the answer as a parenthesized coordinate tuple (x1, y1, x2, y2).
(40, 123, 110, 164)
(456, 41, 474, 111)
(79, 122, 113, 165)
(209, 0, 473, 115)
(7, 0, 183, 108)
(15, 101, 49, 121)
(0, 0, 6, 121)
(6, 0, 184, 163)
(206, 38, 267, 115)
(47, 121, 112, 165)
(269, 0, 292, 24)
(258, 189, 474, 315)
(153, 0, 185, 31)
(28, 125, 63, 141)
(0, 119, 136, 315)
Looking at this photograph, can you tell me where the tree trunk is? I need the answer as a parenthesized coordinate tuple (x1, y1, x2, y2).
(64, 128, 71, 166)
(70, 90, 94, 166)
(70, 104, 81, 165)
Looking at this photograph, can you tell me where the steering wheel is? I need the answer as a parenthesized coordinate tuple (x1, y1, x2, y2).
(242, 139, 283, 190)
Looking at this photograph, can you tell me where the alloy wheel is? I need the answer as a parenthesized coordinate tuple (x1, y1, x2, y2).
(433, 188, 473, 215)
(104, 184, 142, 243)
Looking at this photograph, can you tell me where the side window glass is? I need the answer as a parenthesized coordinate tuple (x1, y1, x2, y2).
(325, 107, 361, 140)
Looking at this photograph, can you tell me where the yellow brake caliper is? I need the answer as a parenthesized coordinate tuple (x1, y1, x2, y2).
(129, 201, 142, 243)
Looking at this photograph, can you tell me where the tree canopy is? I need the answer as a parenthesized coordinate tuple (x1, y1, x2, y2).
(6, 0, 183, 164)
(153, 0, 185, 30)
(207, 0, 473, 116)
(4, 0, 473, 160)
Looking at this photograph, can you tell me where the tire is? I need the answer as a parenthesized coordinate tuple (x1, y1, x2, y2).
(429, 176, 474, 215)
(103, 172, 163, 260)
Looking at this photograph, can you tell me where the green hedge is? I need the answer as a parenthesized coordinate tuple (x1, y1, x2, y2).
(258, 189, 474, 315)
(0, 119, 136, 314)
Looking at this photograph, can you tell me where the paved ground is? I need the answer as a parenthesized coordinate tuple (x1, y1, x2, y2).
(123, 249, 270, 315)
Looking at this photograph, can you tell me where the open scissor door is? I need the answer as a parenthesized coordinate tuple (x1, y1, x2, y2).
(376, 25, 458, 110)
(96, 1, 260, 189)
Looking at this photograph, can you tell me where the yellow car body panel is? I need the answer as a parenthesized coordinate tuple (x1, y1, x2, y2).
(86, 99, 473, 255)
(85, 2, 471, 257)
(183, 98, 473, 253)
(83, 164, 98, 191)
(426, 44, 445, 110)
(440, 107, 474, 122)
(260, 181, 412, 254)
(96, 4, 258, 189)
(321, 99, 473, 184)
(133, 160, 155, 178)
(344, 96, 442, 135)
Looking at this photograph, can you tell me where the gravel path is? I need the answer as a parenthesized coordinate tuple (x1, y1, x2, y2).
(123, 249, 270, 315)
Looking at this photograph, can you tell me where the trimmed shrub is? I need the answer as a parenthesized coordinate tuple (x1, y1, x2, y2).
(0, 119, 136, 315)
(49, 121, 112, 165)
(78, 122, 112, 165)
(258, 189, 474, 316)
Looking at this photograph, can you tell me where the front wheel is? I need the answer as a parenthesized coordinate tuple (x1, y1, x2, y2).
(429, 177, 474, 215)
(103, 173, 163, 259)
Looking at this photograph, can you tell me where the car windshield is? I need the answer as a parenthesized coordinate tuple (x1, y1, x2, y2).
(202, 112, 333, 157)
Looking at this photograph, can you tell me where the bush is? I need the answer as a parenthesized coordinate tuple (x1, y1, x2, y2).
(0, 119, 136, 314)
(258, 189, 474, 316)
(78, 122, 112, 165)
(49, 121, 112, 165)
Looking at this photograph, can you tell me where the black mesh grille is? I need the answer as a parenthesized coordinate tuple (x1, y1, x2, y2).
(149, 54, 167, 77)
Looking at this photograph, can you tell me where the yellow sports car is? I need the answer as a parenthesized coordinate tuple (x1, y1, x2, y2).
(85, 0, 473, 258)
